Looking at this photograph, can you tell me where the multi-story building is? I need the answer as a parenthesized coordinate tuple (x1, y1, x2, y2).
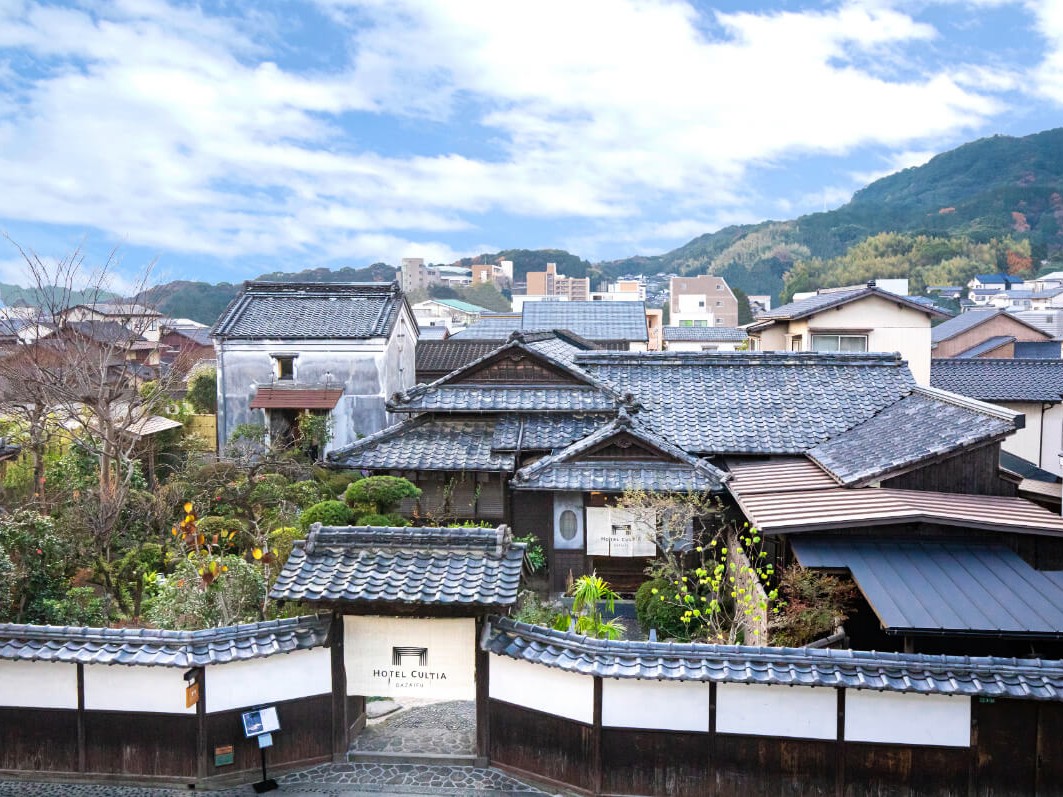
(471, 260, 513, 289)
(669, 276, 739, 327)
(526, 263, 589, 302)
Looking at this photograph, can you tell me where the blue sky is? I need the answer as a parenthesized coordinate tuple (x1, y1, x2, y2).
(0, 0, 1062, 289)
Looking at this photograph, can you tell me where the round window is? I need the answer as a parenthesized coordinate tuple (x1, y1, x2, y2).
(559, 509, 578, 541)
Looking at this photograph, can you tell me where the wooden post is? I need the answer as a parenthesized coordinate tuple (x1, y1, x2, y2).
(475, 616, 490, 765)
(592, 676, 603, 796)
(196, 667, 207, 782)
(76, 663, 86, 773)
(330, 610, 349, 762)
(835, 688, 845, 797)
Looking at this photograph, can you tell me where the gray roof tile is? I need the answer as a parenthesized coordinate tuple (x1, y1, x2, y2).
(931, 358, 1063, 402)
(523, 302, 648, 342)
(955, 335, 1016, 357)
(491, 414, 608, 451)
(663, 326, 748, 342)
(577, 352, 915, 455)
(0, 615, 329, 667)
(756, 287, 948, 323)
(808, 387, 1018, 486)
(483, 616, 1063, 700)
(931, 309, 1007, 343)
(270, 525, 524, 607)
(512, 411, 726, 492)
(212, 282, 405, 339)
(416, 341, 499, 376)
(448, 315, 522, 340)
(392, 385, 619, 414)
(326, 417, 514, 471)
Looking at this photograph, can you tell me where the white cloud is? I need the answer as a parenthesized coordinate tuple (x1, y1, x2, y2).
(0, 0, 1046, 268)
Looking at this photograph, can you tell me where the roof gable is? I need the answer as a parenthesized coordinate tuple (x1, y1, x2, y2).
(450, 345, 589, 387)
(211, 281, 407, 340)
(931, 308, 1051, 344)
(754, 287, 949, 327)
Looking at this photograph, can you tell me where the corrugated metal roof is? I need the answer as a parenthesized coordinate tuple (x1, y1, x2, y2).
(0, 615, 329, 667)
(249, 387, 343, 410)
(483, 617, 1063, 700)
(730, 483, 1063, 536)
(270, 525, 525, 608)
(725, 458, 839, 494)
(790, 537, 1063, 637)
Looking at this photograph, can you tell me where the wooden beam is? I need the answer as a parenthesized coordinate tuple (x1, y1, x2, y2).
(475, 617, 490, 765)
(330, 610, 349, 763)
(76, 663, 86, 773)
(196, 667, 207, 781)
(592, 676, 603, 796)
(835, 688, 845, 797)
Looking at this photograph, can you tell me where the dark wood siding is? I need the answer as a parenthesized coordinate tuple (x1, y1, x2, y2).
(84, 711, 197, 777)
(601, 728, 709, 797)
(843, 743, 969, 796)
(714, 735, 835, 796)
(974, 698, 1038, 796)
(883, 444, 1015, 496)
(489, 699, 594, 791)
(0, 707, 78, 773)
(510, 491, 552, 548)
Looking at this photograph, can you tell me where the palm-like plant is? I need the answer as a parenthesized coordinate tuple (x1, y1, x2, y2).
(554, 572, 625, 640)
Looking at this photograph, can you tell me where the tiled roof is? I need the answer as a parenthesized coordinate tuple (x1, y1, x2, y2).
(482, 617, 1063, 700)
(448, 315, 522, 340)
(807, 387, 1019, 486)
(82, 302, 161, 317)
(754, 287, 948, 323)
(164, 325, 213, 347)
(931, 358, 1063, 402)
(66, 320, 147, 346)
(931, 309, 1005, 343)
(393, 337, 620, 414)
(523, 301, 648, 342)
(416, 341, 500, 377)
(491, 414, 608, 451)
(270, 525, 524, 608)
(326, 417, 515, 471)
(663, 326, 748, 342)
(512, 411, 726, 492)
(392, 385, 618, 414)
(1016, 341, 1062, 359)
(955, 335, 1015, 358)
(0, 616, 329, 667)
(576, 352, 914, 455)
(524, 334, 596, 366)
(973, 273, 1023, 285)
(211, 282, 405, 340)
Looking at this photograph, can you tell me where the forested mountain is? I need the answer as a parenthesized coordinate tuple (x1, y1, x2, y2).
(603, 127, 1063, 300)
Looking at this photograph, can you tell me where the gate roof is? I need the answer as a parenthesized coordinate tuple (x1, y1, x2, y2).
(270, 525, 525, 613)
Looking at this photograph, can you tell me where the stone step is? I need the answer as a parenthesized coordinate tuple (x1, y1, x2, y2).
(278, 762, 555, 796)
(346, 750, 481, 766)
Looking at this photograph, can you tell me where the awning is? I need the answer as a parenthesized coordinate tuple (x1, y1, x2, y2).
(726, 458, 1063, 536)
(791, 537, 1063, 638)
(250, 387, 343, 410)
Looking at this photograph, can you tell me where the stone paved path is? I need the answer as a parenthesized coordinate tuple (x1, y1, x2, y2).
(279, 762, 550, 794)
(349, 700, 476, 756)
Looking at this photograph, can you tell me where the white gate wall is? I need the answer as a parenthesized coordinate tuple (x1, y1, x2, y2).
(716, 683, 837, 739)
(0, 660, 78, 709)
(206, 648, 332, 713)
(845, 690, 971, 747)
(489, 654, 593, 724)
(83, 664, 195, 714)
(603, 678, 709, 732)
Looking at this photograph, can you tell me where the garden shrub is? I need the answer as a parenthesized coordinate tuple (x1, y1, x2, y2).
(285, 479, 328, 508)
(299, 500, 352, 531)
(770, 565, 857, 647)
(635, 578, 691, 641)
(146, 554, 265, 630)
(354, 513, 392, 527)
(267, 526, 303, 566)
(39, 586, 109, 627)
(344, 476, 420, 514)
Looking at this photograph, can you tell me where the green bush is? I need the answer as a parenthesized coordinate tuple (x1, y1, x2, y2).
(196, 516, 247, 547)
(285, 479, 328, 508)
(39, 587, 109, 627)
(512, 589, 564, 627)
(513, 534, 546, 572)
(354, 513, 392, 527)
(186, 367, 217, 414)
(0, 510, 75, 623)
(344, 476, 420, 514)
(146, 555, 265, 630)
(267, 526, 304, 566)
(635, 578, 690, 641)
(319, 470, 361, 499)
(299, 500, 352, 531)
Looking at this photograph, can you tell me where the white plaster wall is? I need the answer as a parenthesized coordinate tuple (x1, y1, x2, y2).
(489, 655, 593, 724)
(999, 401, 1048, 473)
(83, 664, 195, 714)
(716, 683, 836, 739)
(206, 648, 332, 713)
(603, 679, 709, 732)
(0, 660, 78, 708)
(845, 691, 970, 747)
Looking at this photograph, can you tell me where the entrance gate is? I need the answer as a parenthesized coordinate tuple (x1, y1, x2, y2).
(269, 523, 527, 764)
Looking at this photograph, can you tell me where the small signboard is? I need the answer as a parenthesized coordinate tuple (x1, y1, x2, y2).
(185, 681, 200, 708)
(257, 733, 274, 749)
(214, 745, 234, 767)
(241, 706, 280, 738)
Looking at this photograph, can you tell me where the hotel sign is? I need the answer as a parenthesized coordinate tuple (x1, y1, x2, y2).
(343, 616, 476, 700)
(586, 507, 656, 557)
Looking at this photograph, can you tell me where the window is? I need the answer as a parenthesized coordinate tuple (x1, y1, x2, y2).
(274, 355, 295, 380)
(680, 319, 694, 327)
(789, 335, 803, 351)
(811, 334, 868, 352)
(559, 510, 578, 541)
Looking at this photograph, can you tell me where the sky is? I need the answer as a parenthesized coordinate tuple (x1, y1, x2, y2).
(0, 0, 1061, 289)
